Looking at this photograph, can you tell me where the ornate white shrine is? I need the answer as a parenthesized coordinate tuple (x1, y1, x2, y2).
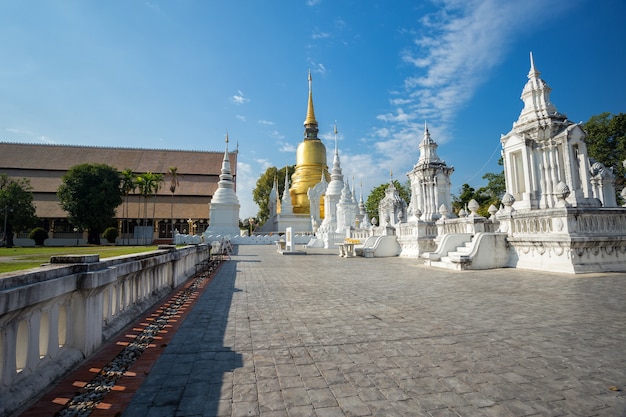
(204, 134, 241, 238)
(407, 123, 454, 221)
(336, 180, 358, 233)
(495, 53, 626, 273)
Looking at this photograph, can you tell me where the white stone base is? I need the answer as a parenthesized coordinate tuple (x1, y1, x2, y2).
(258, 213, 313, 234)
(397, 236, 437, 258)
(508, 238, 626, 274)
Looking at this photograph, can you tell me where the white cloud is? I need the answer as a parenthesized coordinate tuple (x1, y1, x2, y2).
(5, 127, 38, 139)
(231, 90, 249, 105)
(255, 158, 273, 170)
(280, 142, 296, 153)
(145, 2, 163, 14)
(376, 108, 414, 124)
(307, 59, 327, 75)
(306, 0, 321, 6)
(236, 115, 246, 122)
(319, 124, 342, 144)
(311, 28, 331, 40)
(340, 152, 397, 201)
(370, 0, 578, 179)
(266, 129, 285, 141)
(389, 98, 412, 106)
(257, 120, 275, 126)
(36, 135, 56, 144)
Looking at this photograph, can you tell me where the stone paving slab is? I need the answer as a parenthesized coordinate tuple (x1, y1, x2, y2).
(122, 245, 626, 417)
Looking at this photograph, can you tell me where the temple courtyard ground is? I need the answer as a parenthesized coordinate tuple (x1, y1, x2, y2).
(23, 245, 626, 416)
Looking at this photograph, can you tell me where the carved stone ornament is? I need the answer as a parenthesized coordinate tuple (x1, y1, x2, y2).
(439, 204, 449, 218)
(556, 181, 570, 199)
(468, 199, 479, 215)
(501, 192, 515, 207)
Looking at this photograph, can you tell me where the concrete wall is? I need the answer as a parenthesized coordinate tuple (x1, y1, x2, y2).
(0, 244, 210, 416)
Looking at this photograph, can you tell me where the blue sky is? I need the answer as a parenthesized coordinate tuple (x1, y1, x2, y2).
(1, 0, 625, 218)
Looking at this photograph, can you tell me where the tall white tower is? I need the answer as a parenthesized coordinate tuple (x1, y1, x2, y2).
(407, 123, 454, 221)
(321, 123, 344, 231)
(206, 134, 241, 237)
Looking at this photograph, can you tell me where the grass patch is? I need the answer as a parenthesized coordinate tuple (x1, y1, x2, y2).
(0, 246, 160, 274)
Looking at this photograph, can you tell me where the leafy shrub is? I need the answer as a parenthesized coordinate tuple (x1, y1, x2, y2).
(29, 227, 49, 246)
(102, 227, 119, 244)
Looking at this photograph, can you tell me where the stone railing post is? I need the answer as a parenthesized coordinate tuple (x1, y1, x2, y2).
(25, 311, 41, 373)
(70, 286, 104, 357)
(47, 304, 61, 359)
(1, 323, 17, 386)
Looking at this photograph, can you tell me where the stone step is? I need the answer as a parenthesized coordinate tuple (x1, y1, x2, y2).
(455, 245, 473, 254)
(429, 259, 464, 271)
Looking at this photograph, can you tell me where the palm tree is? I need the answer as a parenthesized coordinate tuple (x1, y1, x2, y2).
(136, 173, 156, 244)
(167, 166, 180, 241)
(120, 168, 136, 246)
(151, 172, 164, 240)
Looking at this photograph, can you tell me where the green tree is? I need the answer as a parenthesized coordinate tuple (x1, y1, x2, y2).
(29, 227, 49, 246)
(451, 156, 505, 217)
(481, 157, 506, 200)
(57, 163, 123, 245)
(102, 226, 119, 244)
(252, 165, 295, 225)
(584, 112, 626, 195)
(365, 180, 410, 222)
(0, 174, 37, 248)
(452, 183, 498, 217)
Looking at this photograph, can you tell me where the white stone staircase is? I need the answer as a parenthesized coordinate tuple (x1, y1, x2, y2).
(423, 232, 510, 270)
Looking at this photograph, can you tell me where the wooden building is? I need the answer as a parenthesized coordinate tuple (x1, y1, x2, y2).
(0, 142, 237, 242)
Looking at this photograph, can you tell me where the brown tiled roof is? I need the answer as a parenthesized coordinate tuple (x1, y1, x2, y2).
(0, 142, 236, 176)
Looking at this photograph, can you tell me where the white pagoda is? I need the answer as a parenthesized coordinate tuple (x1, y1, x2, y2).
(407, 123, 454, 221)
(204, 134, 240, 237)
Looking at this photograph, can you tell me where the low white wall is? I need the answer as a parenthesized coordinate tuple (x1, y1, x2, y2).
(0, 244, 210, 416)
(201, 233, 313, 246)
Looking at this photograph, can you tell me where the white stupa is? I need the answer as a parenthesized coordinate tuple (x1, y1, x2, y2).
(320, 123, 344, 232)
(205, 134, 240, 237)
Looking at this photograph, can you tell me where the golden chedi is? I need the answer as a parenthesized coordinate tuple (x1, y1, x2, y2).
(290, 72, 330, 215)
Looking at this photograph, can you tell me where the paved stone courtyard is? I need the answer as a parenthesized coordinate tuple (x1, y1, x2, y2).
(122, 245, 626, 417)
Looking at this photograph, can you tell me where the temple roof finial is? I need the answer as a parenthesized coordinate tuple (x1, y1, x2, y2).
(528, 51, 540, 79)
(334, 121, 338, 154)
(304, 70, 317, 126)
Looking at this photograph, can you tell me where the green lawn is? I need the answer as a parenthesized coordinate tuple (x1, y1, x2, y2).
(0, 246, 160, 274)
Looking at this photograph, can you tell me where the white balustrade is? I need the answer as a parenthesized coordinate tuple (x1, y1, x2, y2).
(0, 244, 210, 416)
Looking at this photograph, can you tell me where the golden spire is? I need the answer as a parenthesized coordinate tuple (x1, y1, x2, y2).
(304, 70, 317, 126)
